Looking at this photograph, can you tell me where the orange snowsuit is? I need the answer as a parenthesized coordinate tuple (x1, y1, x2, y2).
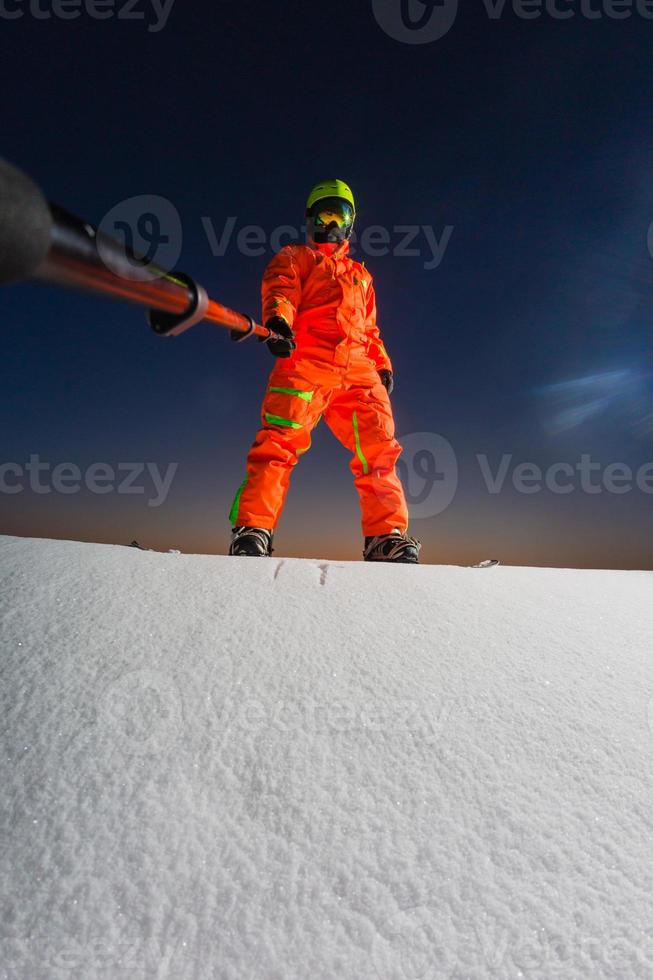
(229, 240, 409, 536)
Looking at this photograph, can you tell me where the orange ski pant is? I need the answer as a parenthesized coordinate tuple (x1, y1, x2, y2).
(230, 369, 408, 536)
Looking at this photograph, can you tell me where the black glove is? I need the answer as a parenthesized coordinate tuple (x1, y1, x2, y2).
(262, 315, 296, 358)
(378, 369, 394, 395)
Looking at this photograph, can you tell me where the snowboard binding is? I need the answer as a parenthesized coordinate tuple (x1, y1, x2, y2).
(363, 530, 421, 564)
(229, 526, 274, 557)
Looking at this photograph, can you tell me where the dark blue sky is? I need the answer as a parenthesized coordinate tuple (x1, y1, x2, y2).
(1, 1, 653, 565)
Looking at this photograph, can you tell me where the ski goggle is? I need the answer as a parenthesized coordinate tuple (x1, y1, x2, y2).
(309, 197, 355, 233)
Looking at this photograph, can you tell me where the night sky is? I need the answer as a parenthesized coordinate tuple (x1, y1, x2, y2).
(1, 1, 653, 567)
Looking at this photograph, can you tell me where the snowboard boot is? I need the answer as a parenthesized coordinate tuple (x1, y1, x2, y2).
(229, 526, 274, 557)
(363, 529, 421, 564)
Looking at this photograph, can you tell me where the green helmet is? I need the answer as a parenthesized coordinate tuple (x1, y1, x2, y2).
(306, 179, 355, 214)
(306, 179, 356, 244)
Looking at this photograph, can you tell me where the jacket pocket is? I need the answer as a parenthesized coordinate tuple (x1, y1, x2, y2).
(262, 384, 315, 430)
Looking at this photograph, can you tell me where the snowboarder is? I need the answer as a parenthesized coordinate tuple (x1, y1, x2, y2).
(228, 179, 420, 563)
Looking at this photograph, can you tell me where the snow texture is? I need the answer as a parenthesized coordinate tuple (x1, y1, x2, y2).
(1, 533, 652, 980)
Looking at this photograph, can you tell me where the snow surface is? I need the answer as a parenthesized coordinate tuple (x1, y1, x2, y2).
(1, 534, 653, 980)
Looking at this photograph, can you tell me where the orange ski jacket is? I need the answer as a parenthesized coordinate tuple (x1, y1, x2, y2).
(262, 240, 392, 383)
